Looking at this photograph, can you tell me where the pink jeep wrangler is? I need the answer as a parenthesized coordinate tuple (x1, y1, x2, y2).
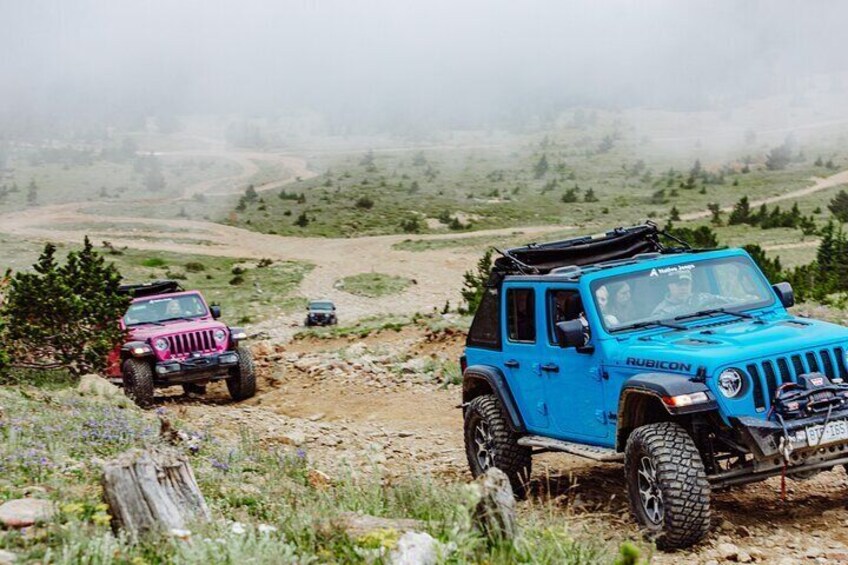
(107, 280, 256, 407)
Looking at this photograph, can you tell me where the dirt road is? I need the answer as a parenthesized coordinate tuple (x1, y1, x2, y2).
(168, 328, 848, 564)
(682, 169, 848, 222)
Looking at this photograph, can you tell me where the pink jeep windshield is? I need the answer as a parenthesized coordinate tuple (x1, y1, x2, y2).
(124, 294, 208, 326)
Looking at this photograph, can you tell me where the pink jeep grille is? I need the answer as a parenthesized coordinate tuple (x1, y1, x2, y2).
(167, 330, 217, 356)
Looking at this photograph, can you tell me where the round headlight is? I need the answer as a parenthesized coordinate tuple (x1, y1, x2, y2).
(214, 329, 227, 342)
(718, 369, 744, 398)
(153, 338, 169, 351)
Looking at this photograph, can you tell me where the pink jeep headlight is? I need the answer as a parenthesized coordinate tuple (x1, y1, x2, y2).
(214, 329, 227, 342)
(153, 338, 169, 352)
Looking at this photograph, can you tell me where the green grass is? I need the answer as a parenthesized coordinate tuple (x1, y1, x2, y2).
(220, 109, 843, 239)
(0, 154, 239, 211)
(0, 384, 620, 564)
(0, 242, 312, 327)
(335, 273, 412, 298)
(294, 311, 470, 341)
(112, 249, 313, 325)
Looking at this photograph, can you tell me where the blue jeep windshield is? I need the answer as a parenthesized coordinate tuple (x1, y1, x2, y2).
(309, 302, 334, 311)
(590, 256, 775, 332)
(124, 294, 208, 326)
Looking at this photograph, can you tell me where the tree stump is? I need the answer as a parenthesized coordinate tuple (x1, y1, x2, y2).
(101, 447, 210, 537)
(472, 467, 518, 544)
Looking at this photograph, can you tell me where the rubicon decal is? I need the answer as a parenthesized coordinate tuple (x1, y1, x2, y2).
(626, 357, 693, 373)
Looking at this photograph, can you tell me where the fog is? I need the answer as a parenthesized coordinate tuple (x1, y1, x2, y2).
(3, 0, 848, 136)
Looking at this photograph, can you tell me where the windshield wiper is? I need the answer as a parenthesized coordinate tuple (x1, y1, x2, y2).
(674, 307, 753, 322)
(159, 316, 196, 323)
(612, 319, 687, 333)
(128, 320, 164, 327)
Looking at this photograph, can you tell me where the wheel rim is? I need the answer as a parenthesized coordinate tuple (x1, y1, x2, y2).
(473, 421, 495, 470)
(637, 456, 664, 525)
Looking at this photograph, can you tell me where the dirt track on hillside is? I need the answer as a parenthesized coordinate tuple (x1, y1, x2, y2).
(156, 327, 848, 564)
(7, 148, 848, 561)
(682, 169, 848, 222)
(3, 151, 847, 337)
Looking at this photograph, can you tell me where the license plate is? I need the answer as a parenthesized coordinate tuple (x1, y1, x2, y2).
(806, 419, 848, 446)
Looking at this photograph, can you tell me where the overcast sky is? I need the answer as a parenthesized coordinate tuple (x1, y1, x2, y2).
(2, 0, 848, 132)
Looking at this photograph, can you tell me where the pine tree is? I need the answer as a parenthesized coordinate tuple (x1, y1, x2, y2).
(461, 249, 493, 314)
(561, 188, 578, 203)
(533, 154, 549, 179)
(2, 238, 129, 375)
(294, 212, 310, 227)
(828, 190, 848, 223)
(707, 203, 723, 226)
(26, 179, 38, 205)
(744, 245, 784, 283)
(584, 187, 599, 202)
(669, 206, 681, 221)
(816, 220, 837, 294)
(728, 196, 752, 225)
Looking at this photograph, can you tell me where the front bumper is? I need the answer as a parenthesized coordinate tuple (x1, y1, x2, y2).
(152, 351, 239, 384)
(306, 315, 335, 326)
(733, 408, 848, 459)
(711, 410, 848, 487)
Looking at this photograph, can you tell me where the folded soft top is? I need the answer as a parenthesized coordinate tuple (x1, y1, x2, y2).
(493, 222, 685, 276)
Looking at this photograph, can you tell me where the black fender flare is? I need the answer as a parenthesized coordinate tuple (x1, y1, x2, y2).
(462, 365, 526, 433)
(121, 341, 154, 360)
(616, 372, 718, 450)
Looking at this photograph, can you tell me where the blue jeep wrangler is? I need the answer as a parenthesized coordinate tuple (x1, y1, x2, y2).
(462, 223, 848, 549)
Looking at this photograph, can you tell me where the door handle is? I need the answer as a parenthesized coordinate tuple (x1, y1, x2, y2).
(540, 363, 559, 373)
(504, 359, 520, 368)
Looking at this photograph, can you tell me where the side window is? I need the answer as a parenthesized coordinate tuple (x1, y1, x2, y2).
(506, 288, 536, 343)
(547, 289, 581, 344)
(467, 288, 501, 349)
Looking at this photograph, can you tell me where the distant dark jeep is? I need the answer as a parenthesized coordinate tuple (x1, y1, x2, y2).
(106, 280, 256, 407)
(305, 299, 337, 327)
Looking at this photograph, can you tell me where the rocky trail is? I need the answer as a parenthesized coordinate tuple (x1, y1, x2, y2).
(143, 323, 848, 564)
(7, 146, 848, 561)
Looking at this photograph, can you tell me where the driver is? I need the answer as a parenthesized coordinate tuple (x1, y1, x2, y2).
(651, 270, 728, 318)
(165, 300, 183, 317)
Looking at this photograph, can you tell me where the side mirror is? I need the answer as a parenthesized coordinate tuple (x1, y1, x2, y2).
(555, 319, 587, 349)
(773, 282, 795, 308)
(210, 305, 221, 319)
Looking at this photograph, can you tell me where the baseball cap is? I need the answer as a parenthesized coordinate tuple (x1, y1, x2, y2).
(671, 270, 692, 282)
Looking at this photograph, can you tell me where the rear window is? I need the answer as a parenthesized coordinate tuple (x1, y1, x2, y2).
(506, 288, 536, 343)
(467, 288, 501, 350)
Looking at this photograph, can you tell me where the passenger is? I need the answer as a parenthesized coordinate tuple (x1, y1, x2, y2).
(595, 285, 620, 327)
(608, 281, 635, 324)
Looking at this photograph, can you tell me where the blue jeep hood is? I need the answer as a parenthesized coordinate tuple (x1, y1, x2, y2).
(609, 316, 848, 375)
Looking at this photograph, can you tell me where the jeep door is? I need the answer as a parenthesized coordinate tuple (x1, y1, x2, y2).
(499, 284, 550, 431)
(541, 285, 609, 441)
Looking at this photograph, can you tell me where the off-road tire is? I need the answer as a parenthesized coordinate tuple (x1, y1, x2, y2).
(625, 421, 711, 550)
(122, 358, 154, 408)
(226, 346, 256, 401)
(182, 383, 207, 396)
(464, 394, 532, 498)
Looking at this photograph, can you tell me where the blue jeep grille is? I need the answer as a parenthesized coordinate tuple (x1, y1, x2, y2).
(746, 347, 848, 412)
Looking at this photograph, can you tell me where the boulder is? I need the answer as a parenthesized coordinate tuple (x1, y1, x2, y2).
(77, 374, 121, 397)
(472, 468, 518, 543)
(335, 512, 424, 539)
(717, 542, 740, 561)
(389, 531, 441, 565)
(0, 549, 16, 564)
(0, 498, 56, 528)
